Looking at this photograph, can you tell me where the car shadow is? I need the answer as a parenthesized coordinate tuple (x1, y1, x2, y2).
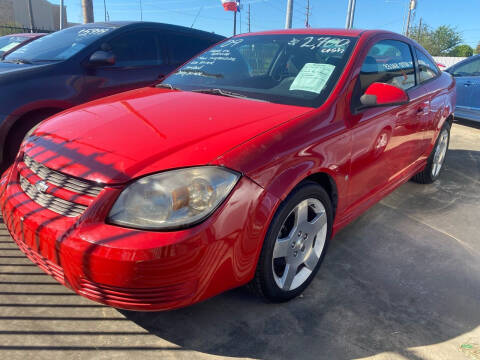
(121, 148, 480, 360)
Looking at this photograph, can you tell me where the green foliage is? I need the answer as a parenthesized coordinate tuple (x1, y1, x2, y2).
(409, 23, 462, 56)
(449, 44, 474, 57)
(476, 42, 480, 54)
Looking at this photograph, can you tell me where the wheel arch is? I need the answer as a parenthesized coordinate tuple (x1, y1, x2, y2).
(0, 107, 64, 163)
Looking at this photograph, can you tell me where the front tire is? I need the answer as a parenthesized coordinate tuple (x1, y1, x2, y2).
(412, 122, 450, 184)
(249, 181, 333, 302)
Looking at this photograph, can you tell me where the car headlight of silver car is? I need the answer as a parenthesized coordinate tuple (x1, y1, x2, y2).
(108, 167, 240, 230)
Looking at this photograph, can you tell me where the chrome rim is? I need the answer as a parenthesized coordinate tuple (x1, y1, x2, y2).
(272, 198, 327, 291)
(432, 129, 449, 177)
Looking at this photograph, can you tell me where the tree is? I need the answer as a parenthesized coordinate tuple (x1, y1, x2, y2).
(449, 45, 474, 57)
(409, 23, 462, 56)
(476, 42, 480, 54)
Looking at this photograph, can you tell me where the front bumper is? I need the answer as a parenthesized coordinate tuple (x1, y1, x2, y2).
(0, 163, 278, 311)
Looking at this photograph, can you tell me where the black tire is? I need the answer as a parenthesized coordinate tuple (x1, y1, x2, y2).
(248, 181, 333, 302)
(3, 112, 54, 168)
(412, 122, 451, 184)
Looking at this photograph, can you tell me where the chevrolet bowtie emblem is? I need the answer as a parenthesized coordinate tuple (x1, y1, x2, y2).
(35, 181, 49, 194)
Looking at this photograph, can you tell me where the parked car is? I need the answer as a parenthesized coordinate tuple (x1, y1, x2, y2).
(446, 54, 480, 122)
(1, 29, 455, 311)
(0, 22, 224, 170)
(0, 33, 46, 58)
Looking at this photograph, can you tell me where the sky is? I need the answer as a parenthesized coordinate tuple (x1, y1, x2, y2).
(47, 0, 479, 48)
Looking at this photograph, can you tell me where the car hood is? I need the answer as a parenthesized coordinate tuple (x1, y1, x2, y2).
(24, 87, 312, 184)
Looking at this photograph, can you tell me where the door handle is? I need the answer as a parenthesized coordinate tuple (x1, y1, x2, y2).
(417, 103, 429, 113)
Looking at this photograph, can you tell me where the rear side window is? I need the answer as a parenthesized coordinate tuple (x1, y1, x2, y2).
(452, 58, 480, 77)
(166, 33, 215, 65)
(358, 39, 416, 92)
(106, 30, 164, 67)
(415, 48, 439, 83)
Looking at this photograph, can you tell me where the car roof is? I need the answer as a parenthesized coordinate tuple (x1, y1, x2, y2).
(72, 21, 225, 40)
(236, 28, 410, 40)
(237, 28, 369, 37)
(2, 33, 46, 38)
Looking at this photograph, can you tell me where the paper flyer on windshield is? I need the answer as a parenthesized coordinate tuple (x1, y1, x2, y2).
(290, 63, 336, 94)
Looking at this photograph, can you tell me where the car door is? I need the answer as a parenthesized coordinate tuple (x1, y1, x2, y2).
(347, 39, 418, 209)
(451, 57, 480, 121)
(414, 48, 444, 151)
(82, 28, 170, 102)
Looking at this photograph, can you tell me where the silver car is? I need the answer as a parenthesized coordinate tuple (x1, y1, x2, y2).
(447, 55, 480, 122)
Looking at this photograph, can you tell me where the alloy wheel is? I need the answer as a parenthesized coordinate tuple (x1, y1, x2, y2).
(272, 198, 328, 291)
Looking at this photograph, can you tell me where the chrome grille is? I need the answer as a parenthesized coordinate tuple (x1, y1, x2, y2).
(20, 155, 104, 217)
(20, 175, 87, 217)
(23, 155, 103, 197)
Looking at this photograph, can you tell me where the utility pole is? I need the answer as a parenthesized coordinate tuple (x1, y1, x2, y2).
(27, 0, 35, 32)
(82, 0, 94, 23)
(418, 17, 422, 42)
(405, 0, 416, 37)
(140, 0, 143, 21)
(345, 0, 356, 29)
(305, 0, 311, 28)
(248, 4, 251, 32)
(285, 0, 293, 29)
(59, 0, 64, 29)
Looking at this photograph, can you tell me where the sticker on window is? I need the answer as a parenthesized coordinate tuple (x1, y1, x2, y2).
(289, 63, 335, 94)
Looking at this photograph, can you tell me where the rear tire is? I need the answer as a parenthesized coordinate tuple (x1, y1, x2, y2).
(412, 122, 450, 184)
(248, 181, 333, 302)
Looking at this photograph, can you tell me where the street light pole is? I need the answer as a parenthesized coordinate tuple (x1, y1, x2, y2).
(104, 0, 107, 22)
(59, 0, 64, 29)
(345, 0, 356, 29)
(27, 0, 35, 32)
(285, 0, 293, 29)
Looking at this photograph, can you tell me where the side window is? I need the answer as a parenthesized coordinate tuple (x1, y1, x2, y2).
(357, 39, 416, 94)
(452, 58, 480, 77)
(167, 34, 214, 65)
(415, 48, 440, 83)
(106, 30, 163, 67)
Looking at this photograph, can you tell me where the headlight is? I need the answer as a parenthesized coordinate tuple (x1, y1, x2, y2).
(108, 167, 240, 230)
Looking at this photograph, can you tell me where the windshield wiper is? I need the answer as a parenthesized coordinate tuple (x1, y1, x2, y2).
(175, 69, 224, 78)
(155, 83, 180, 90)
(191, 88, 270, 102)
(2, 58, 32, 64)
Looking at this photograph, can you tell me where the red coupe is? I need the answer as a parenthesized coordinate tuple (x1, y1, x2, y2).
(0, 29, 455, 311)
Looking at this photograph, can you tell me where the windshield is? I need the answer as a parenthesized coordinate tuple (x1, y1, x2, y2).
(4, 26, 115, 62)
(163, 34, 357, 107)
(0, 35, 26, 55)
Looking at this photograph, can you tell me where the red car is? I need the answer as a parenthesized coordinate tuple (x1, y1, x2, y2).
(0, 29, 455, 311)
(0, 33, 46, 58)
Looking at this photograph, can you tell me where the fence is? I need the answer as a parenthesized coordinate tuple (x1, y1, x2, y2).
(433, 56, 467, 69)
(0, 25, 53, 36)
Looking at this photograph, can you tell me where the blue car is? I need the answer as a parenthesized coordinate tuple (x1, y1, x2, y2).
(446, 54, 480, 123)
(0, 22, 224, 169)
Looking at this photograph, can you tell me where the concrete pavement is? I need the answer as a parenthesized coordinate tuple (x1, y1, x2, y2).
(0, 121, 479, 360)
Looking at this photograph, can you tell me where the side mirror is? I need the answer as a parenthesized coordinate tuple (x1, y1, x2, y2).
(360, 82, 409, 108)
(88, 50, 115, 67)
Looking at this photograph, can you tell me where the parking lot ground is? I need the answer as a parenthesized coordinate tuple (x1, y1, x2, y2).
(0, 121, 478, 360)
